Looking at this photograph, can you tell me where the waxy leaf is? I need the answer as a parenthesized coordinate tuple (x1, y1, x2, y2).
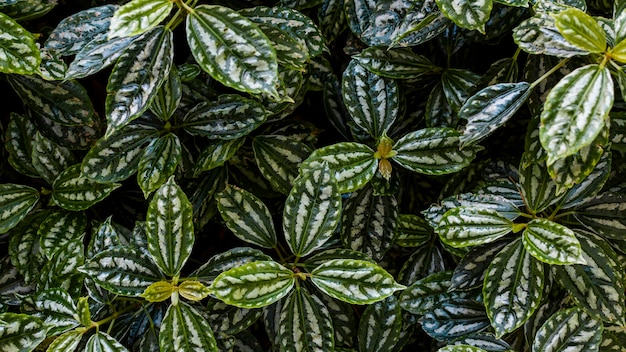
(358, 295, 401, 352)
(178, 281, 211, 302)
(483, 238, 544, 337)
(278, 288, 334, 352)
(437, 207, 513, 248)
(146, 177, 194, 276)
(439, 346, 488, 352)
(217, 185, 278, 248)
(194, 138, 245, 176)
(31, 132, 74, 185)
(0, 184, 39, 234)
(395, 214, 433, 247)
(52, 165, 121, 211)
(65, 34, 136, 80)
(450, 239, 510, 291)
(86, 332, 129, 352)
(574, 193, 626, 239)
(192, 247, 272, 285)
(140, 281, 174, 303)
(540, 64, 613, 165)
(187, 5, 279, 98)
(0, 12, 40, 74)
(37, 239, 84, 295)
(47, 330, 82, 352)
(253, 135, 312, 194)
(522, 218, 585, 265)
(513, 14, 588, 57)
(284, 162, 341, 257)
(31, 288, 78, 335)
(160, 302, 218, 352)
(0, 313, 46, 352)
(436, 0, 493, 33)
(421, 298, 490, 341)
(8, 210, 47, 284)
(205, 298, 263, 335)
(150, 65, 182, 121)
(5, 112, 38, 177)
(397, 244, 445, 285)
(311, 259, 405, 305)
(211, 261, 295, 308)
(559, 152, 610, 209)
(256, 23, 308, 71)
(137, 133, 182, 198)
(318, 0, 346, 44)
(108, 0, 173, 38)
(355, 46, 437, 80)
(38, 210, 86, 259)
(441, 69, 481, 112)
(554, 8, 606, 53)
(532, 308, 602, 352)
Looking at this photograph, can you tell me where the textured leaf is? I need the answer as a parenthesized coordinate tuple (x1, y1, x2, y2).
(27, 109, 99, 151)
(5, 112, 38, 177)
(105, 26, 173, 137)
(299, 142, 377, 193)
(532, 307, 602, 352)
(437, 207, 513, 248)
(316, 292, 356, 347)
(65, 34, 136, 80)
(450, 332, 512, 351)
(395, 214, 433, 247)
(450, 238, 510, 291)
(574, 193, 626, 239)
(392, 128, 482, 175)
(192, 247, 272, 285)
(311, 259, 405, 305)
(358, 295, 402, 352)
(205, 298, 263, 335)
(616, 1, 626, 44)
(342, 60, 399, 138)
(31, 132, 74, 185)
(195, 138, 244, 176)
(178, 281, 211, 302)
(459, 82, 532, 147)
(441, 69, 481, 112)
(150, 65, 182, 121)
(513, 14, 588, 57)
(256, 23, 308, 71)
(483, 238, 544, 337)
(397, 244, 445, 285)
(554, 8, 606, 53)
(37, 239, 84, 298)
(8, 210, 47, 284)
(399, 271, 454, 315)
(0, 184, 39, 234)
(52, 165, 121, 211)
(522, 218, 585, 265)
(421, 298, 490, 341)
(31, 288, 78, 335)
(540, 64, 613, 165)
(0, 0, 56, 22)
(86, 332, 129, 352)
(0, 12, 40, 74)
(38, 210, 86, 260)
(216, 185, 278, 248)
(137, 133, 182, 197)
(140, 281, 174, 303)
(38, 50, 67, 81)
(211, 261, 294, 308)
(160, 302, 218, 352)
(146, 177, 194, 276)
(426, 82, 457, 128)
(108, 0, 173, 38)
(253, 135, 312, 194)
(76, 296, 91, 327)
(318, 0, 347, 44)
(519, 160, 562, 214)
(278, 288, 334, 352)
(600, 325, 626, 351)
(439, 346, 488, 352)
(559, 152, 610, 209)
(0, 313, 46, 352)
(46, 330, 82, 352)
(187, 5, 279, 98)
(355, 46, 437, 80)
(436, 0, 493, 33)
(79, 247, 162, 296)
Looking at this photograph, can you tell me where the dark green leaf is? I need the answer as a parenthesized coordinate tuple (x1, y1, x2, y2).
(0, 313, 46, 352)
(441, 69, 481, 112)
(195, 138, 244, 176)
(437, 207, 513, 248)
(436, 0, 493, 33)
(38, 210, 86, 260)
(513, 14, 588, 57)
(205, 298, 263, 335)
(0, 12, 40, 74)
(52, 165, 121, 211)
(523, 218, 585, 265)
(574, 193, 626, 239)
(421, 298, 490, 341)
(31, 132, 75, 185)
(65, 34, 136, 80)
(278, 288, 334, 352)
(355, 46, 437, 80)
(191, 247, 272, 285)
(159, 302, 218, 352)
(253, 135, 312, 194)
(4, 112, 38, 177)
(358, 295, 402, 352)
(137, 133, 182, 197)
(532, 307, 602, 352)
(0, 184, 39, 234)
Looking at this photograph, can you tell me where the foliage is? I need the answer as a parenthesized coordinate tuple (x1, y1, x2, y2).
(1, 0, 626, 351)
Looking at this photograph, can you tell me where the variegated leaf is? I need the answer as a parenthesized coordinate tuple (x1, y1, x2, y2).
(78, 247, 162, 296)
(38, 210, 87, 260)
(137, 133, 182, 198)
(523, 218, 585, 265)
(450, 238, 511, 291)
(283, 162, 341, 257)
(342, 60, 399, 138)
(559, 152, 610, 209)
(253, 135, 312, 194)
(5, 112, 38, 177)
(160, 302, 218, 352)
(140, 280, 173, 303)
(8, 75, 95, 126)
(0, 184, 39, 234)
(105, 26, 173, 137)
(450, 332, 513, 351)
(36, 50, 64, 81)
(616, 0, 626, 44)
(426, 82, 457, 128)
(86, 331, 129, 352)
(439, 346, 488, 352)
(311, 259, 405, 305)
(216, 185, 277, 248)
(441, 69, 481, 112)
(192, 248, 273, 285)
(189, 167, 228, 230)
(0, 12, 40, 74)
(552, 230, 626, 326)
(46, 330, 82, 352)
(540, 64, 613, 165)
(392, 128, 482, 175)
(43, 5, 117, 56)
(303, 248, 375, 271)
(421, 298, 490, 341)
(65, 34, 136, 80)
(399, 271, 454, 315)
(146, 177, 194, 276)
(150, 65, 182, 121)
(37, 239, 84, 296)
(355, 46, 437, 80)
(31, 132, 74, 185)
(395, 214, 433, 247)
(31, 288, 78, 335)
(195, 138, 245, 176)
(76, 297, 91, 327)
(256, 23, 308, 71)
(108, 0, 173, 38)
(574, 193, 626, 239)
(358, 295, 402, 352)
(436, 0, 493, 33)
(600, 325, 626, 351)
(28, 109, 99, 151)
(554, 8, 606, 53)
(205, 298, 263, 335)
(8, 210, 47, 284)
(186, 5, 279, 98)
(318, 0, 346, 44)
(397, 244, 445, 285)
(519, 160, 563, 214)
(52, 165, 121, 211)
(532, 307, 602, 352)
(278, 288, 334, 352)
(182, 95, 267, 139)
(81, 121, 160, 183)
(1, 0, 56, 22)
(437, 207, 513, 248)
(316, 292, 356, 347)
(459, 82, 532, 147)
(483, 238, 544, 337)
(299, 142, 377, 193)
(512, 14, 588, 57)
(210, 261, 295, 308)
(341, 185, 397, 261)
(0, 313, 46, 352)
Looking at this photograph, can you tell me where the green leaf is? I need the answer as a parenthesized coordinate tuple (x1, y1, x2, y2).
(108, 0, 173, 38)
(316, 292, 356, 347)
(540, 64, 613, 165)
(284, 162, 341, 257)
(451, 238, 511, 291)
(0, 12, 40, 74)
(79, 247, 162, 296)
(519, 160, 563, 214)
(38, 210, 87, 260)
(255, 23, 308, 71)
(450, 332, 512, 351)
(137, 133, 182, 198)
(5, 112, 38, 177)
(186, 5, 279, 98)
(399, 271, 454, 315)
(554, 8, 606, 53)
(76, 297, 91, 327)
(178, 281, 211, 302)
(358, 295, 402, 352)
(615, 1, 626, 44)
(205, 298, 263, 335)
(210, 261, 295, 309)
(31, 132, 75, 185)
(559, 152, 610, 209)
(395, 214, 433, 247)
(278, 288, 334, 352)
(252, 135, 312, 195)
(459, 82, 532, 147)
(27, 108, 100, 151)
(574, 193, 626, 239)
(439, 346, 488, 352)
(342, 60, 399, 138)
(397, 244, 445, 285)
(65, 34, 136, 80)
(441, 69, 481, 112)
(513, 14, 588, 57)
(46, 330, 82, 352)
(140, 281, 174, 302)
(216, 185, 278, 248)
(552, 231, 626, 326)
(105, 26, 173, 137)
(355, 46, 437, 80)
(600, 325, 626, 351)
(31, 288, 78, 335)
(483, 238, 544, 337)
(0, 313, 46, 352)
(426, 82, 457, 128)
(522, 218, 585, 265)
(311, 259, 405, 305)
(341, 186, 398, 261)
(8, 210, 48, 284)
(421, 298, 490, 341)
(146, 177, 194, 276)
(392, 128, 482, 175)
(1, 0, 56, 22)
(532, 307, 602, 352)
(0, 184, 39, 234)
(299, 142, 377, 193)
(149, 65, 182, 120)
(37, 240, 84, 295)
(86, 331, 129, 352)
(318, 0, 347, 44)
(436, 0, 493, 33)
(160, 302, 218, 352)
(437, 207, 513, 248)
(191, 247, 272, 285)
(195, 138, 245, 176)
(52, 165, 121, 211)
(182, 95, 267, 139)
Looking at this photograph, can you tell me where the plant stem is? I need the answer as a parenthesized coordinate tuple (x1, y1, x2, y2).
(529, 58, 570, 89)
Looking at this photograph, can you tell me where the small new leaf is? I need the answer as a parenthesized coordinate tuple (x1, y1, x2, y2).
(140, 281, 174, 303)
(178, 281, 211, 302)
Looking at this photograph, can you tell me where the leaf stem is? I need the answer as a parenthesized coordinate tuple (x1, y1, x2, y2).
(529, 58, 570, 89)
